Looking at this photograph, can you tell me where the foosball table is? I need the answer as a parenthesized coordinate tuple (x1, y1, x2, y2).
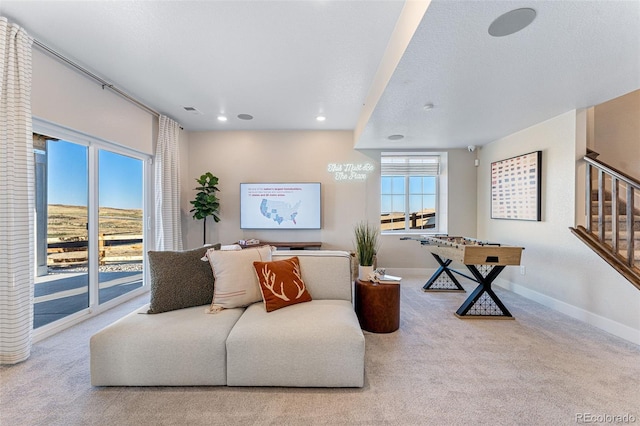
(401, 235, 524, 319)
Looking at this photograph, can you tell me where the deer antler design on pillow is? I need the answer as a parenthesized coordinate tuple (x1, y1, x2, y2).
(260, 265, 290, 301)
(260, 262, 307, 301)
(254, 256, 312, 312)
(292, 262, 306, 299)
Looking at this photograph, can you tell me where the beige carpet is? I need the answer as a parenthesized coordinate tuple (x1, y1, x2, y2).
(1, 275, 639, 426)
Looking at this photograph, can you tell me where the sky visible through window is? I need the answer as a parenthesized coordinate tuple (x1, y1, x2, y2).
(47, 139, 143, 209)
(381, 176, 436, 213)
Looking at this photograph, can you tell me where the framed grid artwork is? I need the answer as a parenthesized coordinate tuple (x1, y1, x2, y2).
(491, 151, 542, 221)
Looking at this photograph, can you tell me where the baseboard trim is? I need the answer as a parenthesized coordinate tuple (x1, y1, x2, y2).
(495, 279, 640, 346)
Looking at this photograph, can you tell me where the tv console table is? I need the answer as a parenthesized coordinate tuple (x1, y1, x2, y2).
(238, 241, 322, 250)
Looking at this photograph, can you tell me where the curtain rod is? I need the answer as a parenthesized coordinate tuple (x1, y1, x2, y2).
(33, 39, 161, 118)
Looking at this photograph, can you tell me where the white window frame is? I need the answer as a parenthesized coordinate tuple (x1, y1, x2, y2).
(32, 117, 151, 342)
(380, 151, 448, 235)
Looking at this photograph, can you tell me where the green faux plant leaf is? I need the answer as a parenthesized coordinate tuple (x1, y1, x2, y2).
(190, 172, 221, 244)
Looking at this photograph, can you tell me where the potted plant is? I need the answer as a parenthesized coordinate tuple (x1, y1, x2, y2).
(353, 221, 379, 281)
(190, 172, 221, 245)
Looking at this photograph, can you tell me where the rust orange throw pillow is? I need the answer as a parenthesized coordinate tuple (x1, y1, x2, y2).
(253, 256, 312, 312)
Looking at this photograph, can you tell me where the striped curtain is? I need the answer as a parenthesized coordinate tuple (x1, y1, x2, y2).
(0, 17, 35, 364)
(154, 115, 183, 251)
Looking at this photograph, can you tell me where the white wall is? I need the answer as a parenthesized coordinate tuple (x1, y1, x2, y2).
(592, 89, 640, 178)
(478, 110, 640, 344)
(182, 131, 478, 270)
(31, 49, 156, 154)
(184, 131, 375, 251)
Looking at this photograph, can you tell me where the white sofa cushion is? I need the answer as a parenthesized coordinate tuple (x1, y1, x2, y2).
(272, 250, 352, 301)
(90, 304, 244, 386)
(226, 300, 365, 387)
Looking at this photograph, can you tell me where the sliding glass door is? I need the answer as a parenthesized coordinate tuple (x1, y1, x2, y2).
(33, 123, 149, 332)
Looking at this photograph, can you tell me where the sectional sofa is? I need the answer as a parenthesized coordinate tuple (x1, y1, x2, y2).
(90, 249, 365, 387)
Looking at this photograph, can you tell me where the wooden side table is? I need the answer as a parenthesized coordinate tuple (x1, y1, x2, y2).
(354, 278, 400, 333)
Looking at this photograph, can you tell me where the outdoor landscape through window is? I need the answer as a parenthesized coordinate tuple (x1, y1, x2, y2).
(34, 135, 144, 328)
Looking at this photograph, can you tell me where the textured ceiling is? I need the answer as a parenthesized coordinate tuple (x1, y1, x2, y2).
(2, 1, 639, 150)
(1, 0, 404, 132)
(356, 0, 640, 149)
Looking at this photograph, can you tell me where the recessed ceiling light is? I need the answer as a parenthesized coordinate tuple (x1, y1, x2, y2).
(316, 115, 326, 122)
(388, 134, 404, 140)
(217, 115, 227, 122)
(488, 8, 536, 37)
(423, 103, 434, 111)
(237, 114, 253, 120)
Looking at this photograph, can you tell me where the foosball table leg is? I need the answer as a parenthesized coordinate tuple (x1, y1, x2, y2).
(422, 253, 466, 292)
(455, 265, 514, 319)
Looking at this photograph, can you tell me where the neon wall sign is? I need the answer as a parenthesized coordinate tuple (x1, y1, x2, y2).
(327, 163, 374, 181)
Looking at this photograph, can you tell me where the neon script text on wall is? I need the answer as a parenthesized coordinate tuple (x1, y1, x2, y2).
(327, 163, 374, 181)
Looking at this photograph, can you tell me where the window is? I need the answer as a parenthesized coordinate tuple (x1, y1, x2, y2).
(33, 119, 149, 335)
(380, 152, 447, 234)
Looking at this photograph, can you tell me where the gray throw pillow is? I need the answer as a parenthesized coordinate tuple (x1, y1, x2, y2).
(147, 244, 221, 314)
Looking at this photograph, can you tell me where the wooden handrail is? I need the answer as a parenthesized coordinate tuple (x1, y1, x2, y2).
(584, 156, 640, 190)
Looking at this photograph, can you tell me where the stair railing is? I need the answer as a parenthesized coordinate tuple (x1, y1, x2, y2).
(584, 155, 639, 269)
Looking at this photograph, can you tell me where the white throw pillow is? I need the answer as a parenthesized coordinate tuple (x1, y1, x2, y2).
(205, 245, 272, 312)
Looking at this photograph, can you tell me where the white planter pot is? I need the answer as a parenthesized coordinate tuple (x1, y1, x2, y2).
(358, 265, 374, 281)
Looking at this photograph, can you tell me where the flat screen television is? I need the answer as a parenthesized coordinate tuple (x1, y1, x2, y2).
(240, 182, 321, 229)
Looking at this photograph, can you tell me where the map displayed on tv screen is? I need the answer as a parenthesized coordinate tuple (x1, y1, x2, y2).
(240, 183, 321, 229)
